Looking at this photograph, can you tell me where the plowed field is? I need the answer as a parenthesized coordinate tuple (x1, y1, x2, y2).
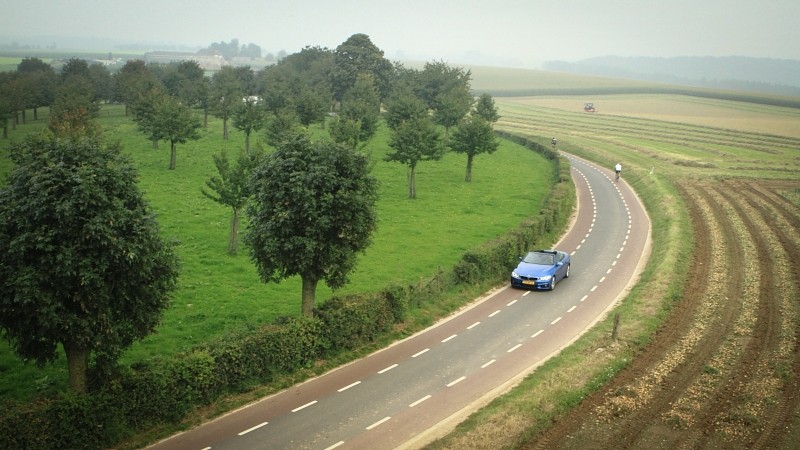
(526, 178, 800, 449)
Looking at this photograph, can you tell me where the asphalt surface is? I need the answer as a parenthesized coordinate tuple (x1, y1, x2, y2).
(146, 154, 651, 450)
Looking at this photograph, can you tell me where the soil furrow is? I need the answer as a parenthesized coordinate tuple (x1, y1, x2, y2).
(525, 182, 743, 449)
(522, 179, 800, 450)
(735, 182, 800, 449)
(679, 183, 782, 448)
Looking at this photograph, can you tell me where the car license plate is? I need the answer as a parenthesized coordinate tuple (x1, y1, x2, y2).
(522, 280, 536, 285)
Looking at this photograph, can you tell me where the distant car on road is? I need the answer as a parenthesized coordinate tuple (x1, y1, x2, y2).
(510, 250, 571, 290)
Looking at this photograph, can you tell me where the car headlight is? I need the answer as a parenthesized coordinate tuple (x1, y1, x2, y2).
(511, 271, 520, 279)
(538, 275, 552, 281)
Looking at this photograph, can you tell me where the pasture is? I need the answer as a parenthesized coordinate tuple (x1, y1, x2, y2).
(0, 103, 554, 402)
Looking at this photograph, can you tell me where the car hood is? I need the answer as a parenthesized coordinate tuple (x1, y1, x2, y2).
(514, 262, 556, 277)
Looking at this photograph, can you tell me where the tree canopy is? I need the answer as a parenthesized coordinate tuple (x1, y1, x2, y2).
(210, 66, 247, 140)
(202, 150, 261, 254)
(385, 115, 445, 198)
(246, 133, 379, 316)
(330, 33, 394, 103)
(449, 114, 499, 182)
(130, 88, 201, 169)
(0, 136, 179, 393)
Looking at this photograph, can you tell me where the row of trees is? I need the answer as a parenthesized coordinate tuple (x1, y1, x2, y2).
(0, 33, 503, 395)
(2, 34, 499, 175)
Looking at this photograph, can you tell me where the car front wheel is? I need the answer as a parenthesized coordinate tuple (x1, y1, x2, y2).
(565, 264, 570, 278)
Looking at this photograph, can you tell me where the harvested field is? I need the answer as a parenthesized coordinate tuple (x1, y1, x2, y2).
(524, 178, 800, 449)
(427, 94, 800, 450)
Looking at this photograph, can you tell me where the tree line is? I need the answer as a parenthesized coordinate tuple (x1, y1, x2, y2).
(0, 33, 502, 394)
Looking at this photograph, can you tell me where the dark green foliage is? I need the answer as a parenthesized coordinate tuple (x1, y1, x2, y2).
(113, 60, 163, 113)
(385, 88, 429, 131)
(0, 136, 180, 393)
(330, 33, 394, 103)
(315, 295, 395, 352)
(264, 108, 303, 147)
(246, 133, 379, 316)
(339, 74, 381, 143)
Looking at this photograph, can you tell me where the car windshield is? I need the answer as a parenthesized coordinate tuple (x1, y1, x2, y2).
(523, 252, 554, 265)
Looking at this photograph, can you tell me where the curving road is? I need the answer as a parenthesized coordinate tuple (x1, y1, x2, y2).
(146, 154, 650, 450)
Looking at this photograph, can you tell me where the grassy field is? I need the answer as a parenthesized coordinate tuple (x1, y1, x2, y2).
(0, 104, 554, 402)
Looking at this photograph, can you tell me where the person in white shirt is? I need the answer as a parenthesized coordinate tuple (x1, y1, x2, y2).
(614, 163, 622, 180)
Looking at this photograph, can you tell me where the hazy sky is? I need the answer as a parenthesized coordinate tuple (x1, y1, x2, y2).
(4, 0, 799, 67)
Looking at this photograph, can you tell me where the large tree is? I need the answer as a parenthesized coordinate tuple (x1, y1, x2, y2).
(48, 75, 101, 139)
(113, 60, 162, 115)
(385, 115, 445, 199)
(449, 114, 499, 182)
(416, 61, 472, 111)
(0, 136, 179, 393)
(246, 133, 379, 317)
(330, 33, 394, 103)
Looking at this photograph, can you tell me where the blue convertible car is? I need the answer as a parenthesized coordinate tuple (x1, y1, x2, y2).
(510, 250, 571, 290)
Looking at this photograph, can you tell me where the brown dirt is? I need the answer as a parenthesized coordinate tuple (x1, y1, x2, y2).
(522, 179, 800, 450)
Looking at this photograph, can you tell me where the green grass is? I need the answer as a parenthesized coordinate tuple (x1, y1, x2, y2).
(0, 104, 553, 402)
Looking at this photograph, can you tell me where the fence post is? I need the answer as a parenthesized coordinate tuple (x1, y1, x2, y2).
(612, 313, 620, 340)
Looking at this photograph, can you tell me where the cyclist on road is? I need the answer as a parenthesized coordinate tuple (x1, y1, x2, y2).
(614, 163, 622, 180)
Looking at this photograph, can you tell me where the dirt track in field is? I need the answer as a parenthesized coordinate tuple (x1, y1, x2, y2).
(523, 179, 800, 450)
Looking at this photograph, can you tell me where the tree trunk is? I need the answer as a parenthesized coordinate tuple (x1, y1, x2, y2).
(465, 154, 474, 182)
(169, 141, 177, 170)
(245, 132, 251, 155)
(63, 342, 89, 393)
(223, 118, 229, 140)
(301, 275, 319, 317)
(33, 107, 38, 121)
(408, 165, 417, 199)
(21, 109, 27, 124)
(228, 208, 240, 254)
(204, 109, 209, 128)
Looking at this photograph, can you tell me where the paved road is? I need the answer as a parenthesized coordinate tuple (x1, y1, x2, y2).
(147, 154, 651, 450)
